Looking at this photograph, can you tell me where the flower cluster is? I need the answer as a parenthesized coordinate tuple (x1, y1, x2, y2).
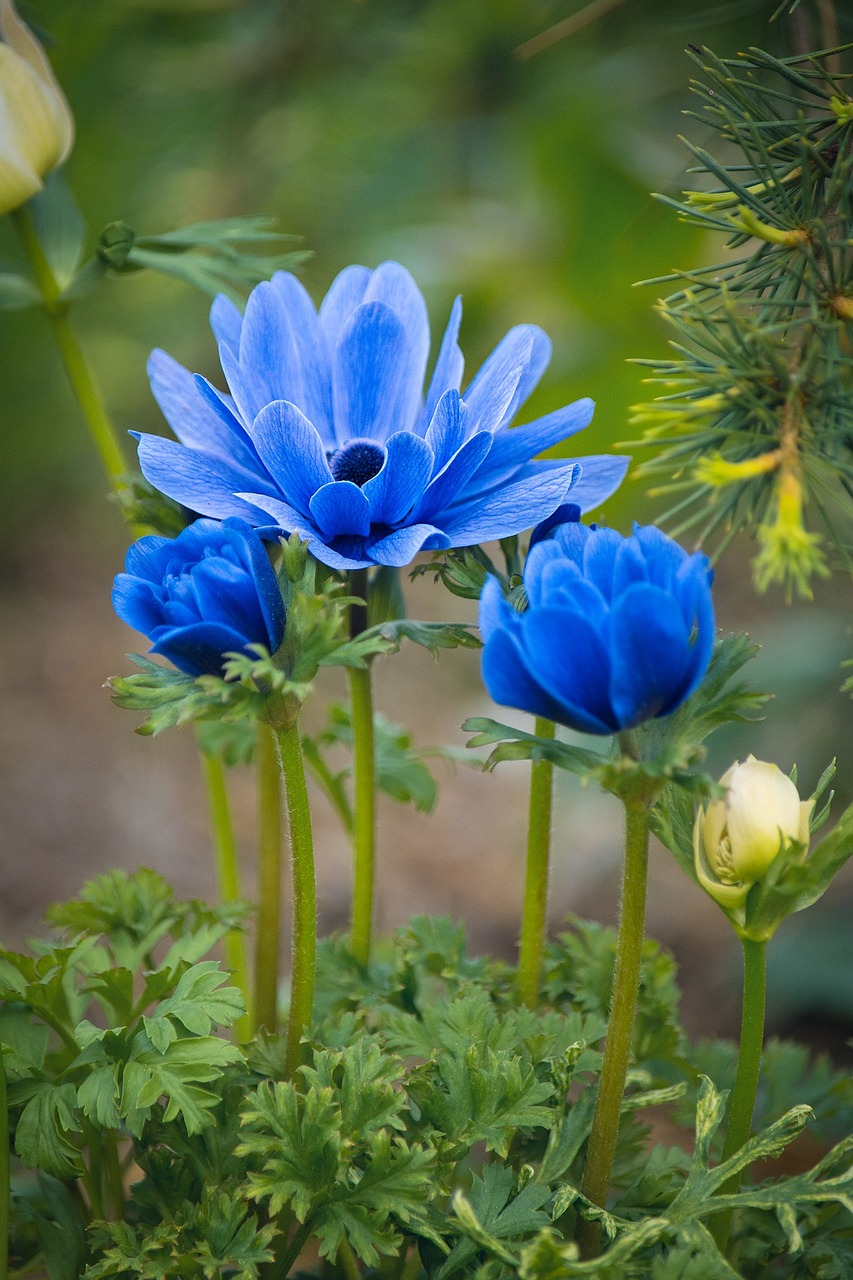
(479, 521, 715, 735)
(134, 261, 626, 571)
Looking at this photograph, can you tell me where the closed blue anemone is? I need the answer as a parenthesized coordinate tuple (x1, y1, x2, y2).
(112, 518, 286, 677)
(479, 522, 715, 735)
(134, 261, 628, 571)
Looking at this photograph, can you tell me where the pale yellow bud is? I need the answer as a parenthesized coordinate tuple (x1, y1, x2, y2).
(0, 0, 73, 215)
(694, 756, 813, 909)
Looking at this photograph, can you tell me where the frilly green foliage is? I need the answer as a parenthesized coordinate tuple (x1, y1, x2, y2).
(4, 878, 853, 1279)
(628, 45, 853, 598)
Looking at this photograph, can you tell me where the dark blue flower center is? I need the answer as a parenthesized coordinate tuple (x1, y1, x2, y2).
(329, 439, 386, 487)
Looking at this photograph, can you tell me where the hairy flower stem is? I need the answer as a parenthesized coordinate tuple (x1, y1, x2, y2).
(516, 717, 556, 1008)
(0, 1046, 8, 1280)
(275, 720, 317, 1079)
(710, 937, 767, 1253)
(10, 205, 128, 485)
(199, 739, 251, 1040)
(348, 568, 376, 966)
(578, 792, 651, 1259)
(254, 724, 283, 1032)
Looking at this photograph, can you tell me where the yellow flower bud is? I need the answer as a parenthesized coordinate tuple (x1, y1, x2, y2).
(694, 756, 813, 909)
(0, 0, 74, 215)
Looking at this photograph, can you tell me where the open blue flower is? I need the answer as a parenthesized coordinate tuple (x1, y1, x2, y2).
(112, 518, 285, 677)
(479, 522, 715, 735)
(134, 261, 627, 571)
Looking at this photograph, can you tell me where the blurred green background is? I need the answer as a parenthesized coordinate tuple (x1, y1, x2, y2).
(1, 0, 851, 1050)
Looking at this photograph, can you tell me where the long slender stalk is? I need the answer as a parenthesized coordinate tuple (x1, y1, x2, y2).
(578, 797, 651, 1259)
(347, 568, 376, 966)
(516, 717, 556, 1008)
(274, 720, 317, 1079)
(710, 937, 767, 1253)
(0, 1046, 8, 1280)
(102, 1132, 124, 1222)
(254, 723, 283, 1032)
(10, 205, 128, 484)
(199, 740, 252, 1040)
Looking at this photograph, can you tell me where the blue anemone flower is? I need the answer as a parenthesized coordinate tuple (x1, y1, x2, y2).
(134, 261, 628, 571)
(112, 518, 285, 677)
(479, 522, 715, 735)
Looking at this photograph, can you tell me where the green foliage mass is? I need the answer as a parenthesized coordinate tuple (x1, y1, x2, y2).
(3, 873, 852, 1279)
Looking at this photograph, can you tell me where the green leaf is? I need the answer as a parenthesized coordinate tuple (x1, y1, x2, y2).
(15, 1083, 83, 1178)
(0, 1005, 49, 1077)
(369, 618, 481, 656)
(437, 1165, 552, 1280)
(13, 1172, 88, 1280)
(30, 172, 87, 291)
(142, 961, 245, 1050)
(123, 1033, 243, 1135)
(0, 270, 41, 309)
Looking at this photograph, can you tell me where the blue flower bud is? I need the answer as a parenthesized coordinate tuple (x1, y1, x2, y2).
(479, 522, 715, 735)
(112, 518, 285, 678)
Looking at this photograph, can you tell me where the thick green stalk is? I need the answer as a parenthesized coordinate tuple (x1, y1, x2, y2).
(347, 567, 376, 966)
(274, 720, 317, 1079)
(578, 798, 651, 1259)
(0, 1046, 8, 1280)
(254, 724, 283, 1032)
(10, 205, 128, 484)
(516, 717, 556, 1008)
(710, 937, 767, 1253)
(199, 741, 252, 1039)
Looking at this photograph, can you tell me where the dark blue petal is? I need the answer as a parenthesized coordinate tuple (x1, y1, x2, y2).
(112, 574, 166, 636)
(221, 518, 286, 651)
(124, 534, 173, 582)
(440, 463, 580, 545)
(612, 537, 649, 595)
(478, 574, 513, 642)
(521, 540, 574, 608)
(673, 555, 715, 699)
(536, 566, 608, 622)
(581, 526, 624, 599)
(412, 430, 493, 524)
(362, 431, 434, 524)
(333, 301, 410, 442)
(151, 622, 253, 677)
(309, 481, 371, 538)
(421, 295, 464, 431)
(189, 557, 266, 637)
(136, 434, 275, 523)
(519, 607, 617, 734)
(551, 521, 592, 568)
(609, 583, 693, 726)
(632, 524, 689, 592)
(528, 503, 582, 550)
(368, 523, 450, 567)
(481, 625, 572, 725)
(251, 400, 333, 515)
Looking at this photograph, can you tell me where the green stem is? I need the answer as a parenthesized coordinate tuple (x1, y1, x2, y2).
(270, 1218, 313, 1280)
(578, 797, 651, 1259)
(275, 719, 317, 1079)
(102, 1132, 124, 1222)
(516, 717, 556, 1008)
(710, 936, 767, 1253)
(10, 205, 128, 484)
(254, 723, 283, 1032)
(348, 664, 376, 967)
(338, 1239, 361, 1280)
(0, 1047, 8, 1280)
(199, 740, 252, 1039)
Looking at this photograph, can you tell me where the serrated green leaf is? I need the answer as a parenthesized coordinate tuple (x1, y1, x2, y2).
(15, 1083, 83, 1177)
(370, 618, 481, 655)
(437, 1165, 552, 1280)
(123, 1033, 242, 1135)
(142, 961, 244, 1050)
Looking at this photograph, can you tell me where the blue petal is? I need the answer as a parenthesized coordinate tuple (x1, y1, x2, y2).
(362, 431, 434, 525)
(519, 607, 616, 734)
(368, 523, 449, 567)
(581, 526, 624, 600)
(332, 301, 411, 442)
(480, 625, 576, 726)
(517, 539, 573, 609)
(464, 325, 545, 432)
(612, 537, 650, 596)
(218, 339, 263, 431)
(537, 565, 608, 622)
(112, 574, 165, 635)
(440, 463, 580, 545)
(151, 622, 252, 677)
(425, 389, 466, 474)
(124, 534, 172, 581)
(236, 492, 313, 535)
(190, 557, 266, 638)
(632, 525, 688, 592)
(221, 517, 286, 650)
(673, 555, 715, 698)
(148, 350, 244, 459)
(478, 574, 516, 642)
(364, 262, 430, 434)
(562, 455, 629, 514)
(422, 295, 464, 431)
(136, 435, 275, 523)
(609, 583, 693, 726)
(480, 397, 594, 476)
(189, 374, 262, 472)
(270, 271, 334, 442)
(551, 521, 592, 569)
(251, 400, 333, 515)
(209, 293, 243, 353)
(412, 430, 493, 524)
(233, 282, 297, 420)
(309, 481, 371, 538)
(318, 264, 372, 342)
(528, 503, 581, 549)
